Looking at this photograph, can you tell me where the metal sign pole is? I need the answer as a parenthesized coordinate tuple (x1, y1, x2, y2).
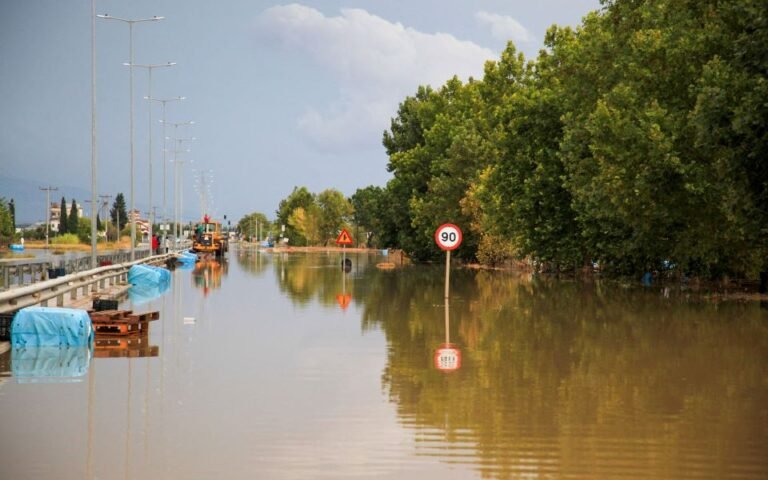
(445, 250, 451, 300)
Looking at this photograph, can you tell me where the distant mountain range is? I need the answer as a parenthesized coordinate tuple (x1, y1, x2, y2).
(0, 174, 199, 226)
(0, 174, 93, 225)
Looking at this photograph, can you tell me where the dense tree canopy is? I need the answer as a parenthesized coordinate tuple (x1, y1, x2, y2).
(349, 0, 767, 280)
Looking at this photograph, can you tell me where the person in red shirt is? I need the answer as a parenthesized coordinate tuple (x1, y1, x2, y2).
(152, 234, 159, 254)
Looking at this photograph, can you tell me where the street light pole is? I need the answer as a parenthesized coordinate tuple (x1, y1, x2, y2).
(97, 14, 164, 261)
(171, 142, 194, 243)
(90, 0, 98, 268)
(166, 121, 194, 243)
(129, 63, 175, 248)
(151, 97, 184, 250)
(175, 157, 191, 243)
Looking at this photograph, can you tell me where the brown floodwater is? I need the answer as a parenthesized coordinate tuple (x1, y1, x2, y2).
(1, 245, 767, 479)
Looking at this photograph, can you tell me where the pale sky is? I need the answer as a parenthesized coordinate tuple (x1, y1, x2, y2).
(0, 0, 601, 224)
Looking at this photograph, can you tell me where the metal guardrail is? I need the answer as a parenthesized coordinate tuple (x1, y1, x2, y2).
(0, 249, 187, 314)
(0, 242, 192, 291)
(0, 250, 148, 291)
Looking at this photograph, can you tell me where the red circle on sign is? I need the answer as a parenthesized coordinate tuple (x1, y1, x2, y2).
(435, 223, 463, 251)
(434, 344, 462, 372)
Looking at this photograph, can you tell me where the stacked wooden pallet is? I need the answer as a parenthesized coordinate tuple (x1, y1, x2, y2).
(89, 309, 159, 337)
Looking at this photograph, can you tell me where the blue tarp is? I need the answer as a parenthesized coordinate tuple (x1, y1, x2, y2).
(128, 264, 171, 287)
(11, 307, 94, 347)
(177, 251, 198, 264)
(12, 346, 91, 382)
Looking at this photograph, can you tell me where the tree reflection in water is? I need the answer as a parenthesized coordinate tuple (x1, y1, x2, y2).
(360, 268, 768, 479)
(233, 247, 768, 478)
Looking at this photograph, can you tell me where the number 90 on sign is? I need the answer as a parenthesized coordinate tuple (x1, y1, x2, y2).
(435, 223, 462, 251)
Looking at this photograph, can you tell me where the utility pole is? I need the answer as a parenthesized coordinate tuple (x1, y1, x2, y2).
(100, 194, 113, 242)
(39, 186, 58, 249)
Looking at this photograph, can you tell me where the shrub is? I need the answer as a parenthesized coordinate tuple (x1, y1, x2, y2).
(476, 234, 517, 267)
(51, 233, 80, 245)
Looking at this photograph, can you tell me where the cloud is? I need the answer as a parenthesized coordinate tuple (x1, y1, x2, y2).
(475, 10, 531, 43)
(256, 4, 496, 152)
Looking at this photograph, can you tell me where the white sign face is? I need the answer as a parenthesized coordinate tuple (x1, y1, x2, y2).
(434, 347, 462, 371)
(435, 223, 463, 251)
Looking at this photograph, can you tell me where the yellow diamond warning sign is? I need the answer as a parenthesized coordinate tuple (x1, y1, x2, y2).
(336, 228, 354, 246)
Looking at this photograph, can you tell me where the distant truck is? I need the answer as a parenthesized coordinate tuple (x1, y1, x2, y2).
(192, 217, 228, 258)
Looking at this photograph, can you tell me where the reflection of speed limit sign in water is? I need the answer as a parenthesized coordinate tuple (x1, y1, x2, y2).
(434, 223, 463, 251)
(434, 345, 462, 372)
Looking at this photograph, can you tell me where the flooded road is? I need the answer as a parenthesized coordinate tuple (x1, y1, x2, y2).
(1, 244, 767, 479)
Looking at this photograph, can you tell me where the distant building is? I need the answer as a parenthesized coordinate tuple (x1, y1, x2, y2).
(49, 201, 83, 232)
(128, 209, 149, 236)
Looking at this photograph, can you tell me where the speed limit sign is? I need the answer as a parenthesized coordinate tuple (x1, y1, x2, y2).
(435, 223, 462, 251)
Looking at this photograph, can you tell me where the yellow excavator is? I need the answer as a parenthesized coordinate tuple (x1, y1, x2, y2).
(192, 215, 228, 258)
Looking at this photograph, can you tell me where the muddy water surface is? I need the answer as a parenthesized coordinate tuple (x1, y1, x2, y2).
(1, 245, 766, 479)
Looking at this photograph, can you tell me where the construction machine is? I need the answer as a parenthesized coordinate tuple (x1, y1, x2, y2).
(192, 215, 228, 258)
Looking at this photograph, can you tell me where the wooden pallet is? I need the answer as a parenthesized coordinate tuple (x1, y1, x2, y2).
(89, 309, 159, 337)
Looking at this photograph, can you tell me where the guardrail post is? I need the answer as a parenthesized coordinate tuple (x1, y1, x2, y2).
(71, 285, 78, 301)
(3, 267, 8, 290)
(57, 293, 64, 307)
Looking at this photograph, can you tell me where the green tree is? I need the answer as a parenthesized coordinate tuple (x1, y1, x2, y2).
(276, 187, 315, 246)
(0, 198, 13, 244)
(59, 196, 68, 234)
(549, 0, 768, 277)
(381, 86, 442, 259)
(68, 199, 79, 234)
(288, 205, 321, 245)
(110, 193, 127, 232)
(382, 78, 501, 261)
(477, 39, 583, 270)
(317, 188, 353, 245)
(350, 185, 396, 248)
(408, 78, 499, 261)
(237, 212, 271, 241)
(77, 217, 91, 243)
(96, 213, 103, 231)
(8, 199, 15, 231)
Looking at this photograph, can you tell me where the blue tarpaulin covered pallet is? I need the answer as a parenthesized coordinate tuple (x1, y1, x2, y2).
(11, 307, 94, 347)
(128, 264, 171, 287)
